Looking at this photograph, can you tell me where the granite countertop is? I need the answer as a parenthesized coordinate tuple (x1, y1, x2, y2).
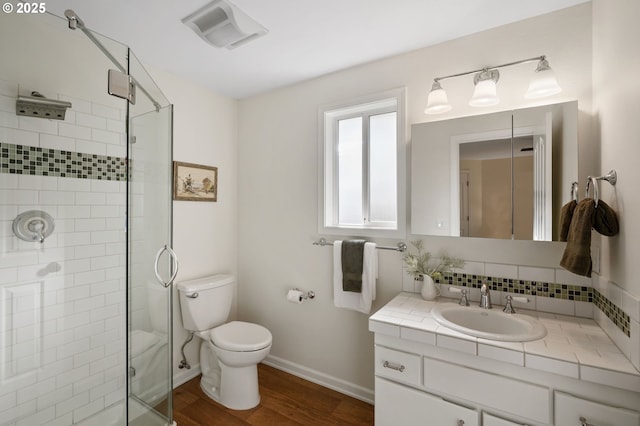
(369, 293, 640, 392)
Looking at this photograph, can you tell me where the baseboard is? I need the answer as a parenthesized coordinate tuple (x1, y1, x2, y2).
(263, 355, 374, 404)
(173, 363, 201, 389)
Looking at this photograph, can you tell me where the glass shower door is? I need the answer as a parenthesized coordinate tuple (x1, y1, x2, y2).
(127, 50, 174, 425)
(1, 10, 132, 426)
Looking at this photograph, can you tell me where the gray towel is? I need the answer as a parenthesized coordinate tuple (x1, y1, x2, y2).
(559, 200, 577, 241)
(341, 239, 365, 293)
(560, 199, 595, 277)
(559, 198, 619, 277)
(593, 199, 619, 236)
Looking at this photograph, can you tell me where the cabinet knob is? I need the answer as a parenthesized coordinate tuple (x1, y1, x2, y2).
(457, 420, 465, 426)
(579, 417, 594, 426)
(382, 361, 405, 372)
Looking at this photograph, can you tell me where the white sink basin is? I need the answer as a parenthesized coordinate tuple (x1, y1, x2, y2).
(431, 304, 547, 342)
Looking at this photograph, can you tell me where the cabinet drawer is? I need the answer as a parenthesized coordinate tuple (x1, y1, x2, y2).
(555, 392, 640, 426)
(375, 346, 421, 386)
(483, 412, 529, 426)
(375, 377, 478, 426)
(423, 357, 549, 425)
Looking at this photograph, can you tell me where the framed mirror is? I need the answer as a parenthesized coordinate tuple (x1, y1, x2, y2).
(411, 101, 577, 241)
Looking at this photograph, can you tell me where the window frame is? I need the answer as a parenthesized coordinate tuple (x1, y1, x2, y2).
(318, 88, 407, 239)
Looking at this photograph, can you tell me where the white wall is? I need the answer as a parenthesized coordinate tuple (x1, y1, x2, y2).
(148, 68, 239, 383)
(591, 0, 640, 370)
(592, 0, 640, 296)
(237, 4, 593, 398)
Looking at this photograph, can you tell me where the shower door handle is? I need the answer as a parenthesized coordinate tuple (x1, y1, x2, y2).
(154, 245, 179, 288)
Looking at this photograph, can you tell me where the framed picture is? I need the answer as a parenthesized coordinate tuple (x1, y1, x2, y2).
(173, 161, 218, 202)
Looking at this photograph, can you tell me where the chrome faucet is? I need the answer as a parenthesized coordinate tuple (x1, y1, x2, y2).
(479, 282, 492, 309)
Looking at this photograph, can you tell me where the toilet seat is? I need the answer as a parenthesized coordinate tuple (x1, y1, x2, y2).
(210, 321, 272, 352)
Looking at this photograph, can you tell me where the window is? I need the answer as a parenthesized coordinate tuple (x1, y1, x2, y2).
(318, 88, 406, 237)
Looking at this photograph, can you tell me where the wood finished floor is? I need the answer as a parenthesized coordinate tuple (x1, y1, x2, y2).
(173, 364, 374, 425)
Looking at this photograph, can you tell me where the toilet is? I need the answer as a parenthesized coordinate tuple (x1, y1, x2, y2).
(176, 274, 272, 410)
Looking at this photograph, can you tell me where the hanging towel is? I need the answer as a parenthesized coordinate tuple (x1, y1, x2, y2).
(560, 199, 595, 277)
(559, 199, 577, 241)
(593, 199, 619, 236)
(333, 241, 378, 314)
(342, 239, 365, 292)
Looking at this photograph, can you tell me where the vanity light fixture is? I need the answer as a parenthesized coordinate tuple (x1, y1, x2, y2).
(424, 55, 561, 114)
(468, 69, 500, 107)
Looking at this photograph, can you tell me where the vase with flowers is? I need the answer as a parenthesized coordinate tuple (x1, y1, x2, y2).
(403, 240, 465, 300)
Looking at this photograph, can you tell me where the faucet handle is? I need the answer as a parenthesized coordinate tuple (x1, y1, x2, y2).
(448, 286, 470, 306)
(503, 295, 516, 314)
(458, 289, 470, 306)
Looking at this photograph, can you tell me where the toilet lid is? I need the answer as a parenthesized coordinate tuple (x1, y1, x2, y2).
(210, 321, 272, 352)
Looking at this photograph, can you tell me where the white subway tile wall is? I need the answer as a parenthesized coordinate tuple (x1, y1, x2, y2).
(0, 84, 127, 425)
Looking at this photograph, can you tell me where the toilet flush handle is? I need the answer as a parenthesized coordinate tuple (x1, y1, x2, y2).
(186, 292, 198, 299)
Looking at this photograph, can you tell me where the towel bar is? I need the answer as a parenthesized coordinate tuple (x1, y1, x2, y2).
(585, 170, 617, 208)
(313, 237, 407, 252)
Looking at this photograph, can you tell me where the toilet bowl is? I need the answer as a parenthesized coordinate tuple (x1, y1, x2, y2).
(177, 275, 272, 410)
(198, 321, 272, 409)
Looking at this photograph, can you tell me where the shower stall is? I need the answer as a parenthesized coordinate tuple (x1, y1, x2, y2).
(1, 9, 176, 426)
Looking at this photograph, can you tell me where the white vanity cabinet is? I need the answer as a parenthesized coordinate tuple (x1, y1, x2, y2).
(370, 295, 640, 426)
(554, 392, 640, 426)
(376, 377, 478, 426)
(374, 339, 640, 426)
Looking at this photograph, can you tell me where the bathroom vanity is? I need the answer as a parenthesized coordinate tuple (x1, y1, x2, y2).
(369, 294, 640, 426)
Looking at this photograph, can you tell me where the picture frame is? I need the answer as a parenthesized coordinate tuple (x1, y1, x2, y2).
(173, 161, 218, 202)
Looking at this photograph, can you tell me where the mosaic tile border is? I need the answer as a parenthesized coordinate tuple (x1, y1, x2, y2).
(0, 142, 126, 181)
(593, 288, 631, 337)
(436, 271, 630, 337)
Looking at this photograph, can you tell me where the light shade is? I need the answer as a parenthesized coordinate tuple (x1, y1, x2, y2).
(424, 81, 452, 114)
(525, 59, 562, 98)
(469, 69, 499, 107)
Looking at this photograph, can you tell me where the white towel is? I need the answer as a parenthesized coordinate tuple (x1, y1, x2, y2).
(333, 241, 378, 314)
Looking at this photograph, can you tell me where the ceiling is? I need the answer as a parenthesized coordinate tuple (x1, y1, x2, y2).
(46, 0, 588, 100)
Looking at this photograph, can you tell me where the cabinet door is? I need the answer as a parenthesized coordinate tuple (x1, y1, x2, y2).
(375, 377, 478, 426)
(423, 357, 549, 424)
(483, 412, 529, 426)
(555, 392, 640, 426)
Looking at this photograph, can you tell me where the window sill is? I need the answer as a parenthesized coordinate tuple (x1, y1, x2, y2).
(319, 224, 406, 240)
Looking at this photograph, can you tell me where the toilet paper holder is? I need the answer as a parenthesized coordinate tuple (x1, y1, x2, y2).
(293, 288, 315, 300)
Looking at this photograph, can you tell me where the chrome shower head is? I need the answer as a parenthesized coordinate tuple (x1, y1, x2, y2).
(16, 91, 72, 120)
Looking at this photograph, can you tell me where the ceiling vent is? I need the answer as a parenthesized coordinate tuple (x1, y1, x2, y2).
(182, 0, 268, 50)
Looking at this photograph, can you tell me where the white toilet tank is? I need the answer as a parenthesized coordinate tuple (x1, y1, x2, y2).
(177, 274, 234, 332)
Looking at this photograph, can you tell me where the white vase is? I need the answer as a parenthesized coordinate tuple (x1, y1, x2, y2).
(420, 274, 440, 300)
